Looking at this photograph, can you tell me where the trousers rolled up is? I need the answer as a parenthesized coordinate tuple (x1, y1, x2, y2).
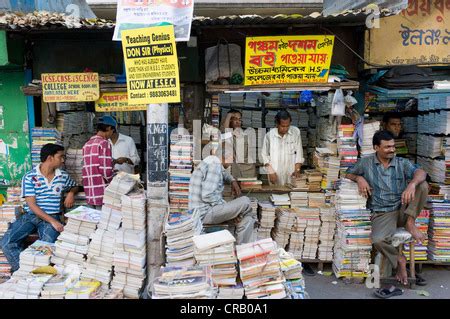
(202, 196, 257, 244)
(371, 181, 429, 270)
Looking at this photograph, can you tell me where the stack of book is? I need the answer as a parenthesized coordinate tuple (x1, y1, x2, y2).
(237, 177, 263, 190)
(290, 192, 308, 207)
(361, 121, 380, 157)
(305, 170, 323, 191)
(165, 210, 202, 267)
(217, 284, 245, 299)
(333, 179, 372, 278)
(152, 266, 216, 299)
(103, 172, 138, 209)
(444, 137, 450, 184)
(313, 148, 340, 190)
(6, 186, 22, 205)
(52, 206, 101, 268)
(299, 208, 321, 260)
(236, 238, 286, 299)
(64, 148, 84, 185)
(0, 278, 18, 298)
(193, 230, 238, 287)
(211, 95, 220, 128)
(279, 249, 306, 299)
(272, 208, 298, 249)
(65, 279, 102, 299)
(427, 199, 450, 261)
(403, 208, 430, 261)
(257, 201, 276, 240)
(83, 229, 115, 285)
(121, 190, 146, 231)
(31, 127, 62, 167)
(98, 204, 122, 231)
(0, 202, 16, 278)
(41, 274, 78, 299)
(394, 139, 409, 155)
(287, 231, 304, 260)
(417, 156, 446, 184)
(337, 125, 358, 172)
(16, 241, 55, 276)
(270, 194, 291, 207)
(418, 111, 450, 135)
(308, 192, 326, 208)
(318, 207, 336, 261)
(417, 135, 443, 158)
(14, 274, 53, 299)
(0, 248, 11, 279)
(169, 133, 193, 214)
(289, 175, 308, 191)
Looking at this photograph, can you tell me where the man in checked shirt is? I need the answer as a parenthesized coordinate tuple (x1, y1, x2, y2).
(82, 116, 115, 209)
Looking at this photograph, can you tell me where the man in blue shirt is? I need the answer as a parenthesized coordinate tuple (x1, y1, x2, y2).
(1, 143, 78, 272)
(346, 130, 428, 285)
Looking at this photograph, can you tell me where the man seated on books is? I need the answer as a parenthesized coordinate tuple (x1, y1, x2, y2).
(345, 130, 428, 285)
(188, 144, 257, 244)
(261, 110, 304, 186)
(1, 143, 78, 272)
(221, 109, 257, 180)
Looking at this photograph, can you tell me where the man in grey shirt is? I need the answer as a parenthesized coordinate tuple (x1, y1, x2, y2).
(346, 130, 428, 285)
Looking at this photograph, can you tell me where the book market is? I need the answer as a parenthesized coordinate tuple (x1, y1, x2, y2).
(0, 0, 449, 301)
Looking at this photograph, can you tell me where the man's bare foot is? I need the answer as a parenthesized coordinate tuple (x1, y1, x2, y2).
(405, 218, 426, 243)
(395, 255, 408, 286)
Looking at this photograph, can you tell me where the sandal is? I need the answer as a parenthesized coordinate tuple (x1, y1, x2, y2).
(407, 269, 427, 286)
(374, 286, 404, 299)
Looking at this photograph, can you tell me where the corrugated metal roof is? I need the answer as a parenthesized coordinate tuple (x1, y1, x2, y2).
(0, 0, 96, 19)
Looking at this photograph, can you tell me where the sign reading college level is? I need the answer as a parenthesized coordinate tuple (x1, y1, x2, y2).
(95, 92, 147, 112)
(41, 73, 100, 102)
(121, 26, 180, 104)
(244, 35, 335, 85)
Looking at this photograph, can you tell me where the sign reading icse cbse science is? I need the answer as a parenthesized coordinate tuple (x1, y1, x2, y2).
(121, 26, 181, 105)
(41, 73, 100, 102)
(95, 92, 147, 112)
(244, 35, 335, 86)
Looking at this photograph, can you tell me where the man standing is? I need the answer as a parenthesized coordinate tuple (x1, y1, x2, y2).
(346, 130, 428, 285)
(82, 115, 115, 209)
(110, 125, 140, 174)
(261, 110, 304, 186)
(189, 149, 256, 244)
(382, 113, 403, 138)
(1, 143, 78, 272)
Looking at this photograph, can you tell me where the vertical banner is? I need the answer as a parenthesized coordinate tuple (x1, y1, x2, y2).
(147, 122, 168, 184)
(244, 35, 335, 85)
(121, 25, 181, 105)
(113, 0, 194, 42)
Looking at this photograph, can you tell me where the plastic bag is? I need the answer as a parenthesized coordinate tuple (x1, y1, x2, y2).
(205, 39, 244, 83)
(331, 88, 345, 116)
(344, 90, 358, 107)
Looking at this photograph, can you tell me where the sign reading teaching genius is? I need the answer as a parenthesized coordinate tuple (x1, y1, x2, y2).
(41, 73, 99, 102)
(121, 25, 181, 105)
(244, 35, 335, 86)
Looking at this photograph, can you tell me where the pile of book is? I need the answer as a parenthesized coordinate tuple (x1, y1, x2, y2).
(169, 133, 193, 214)
(31, 127, 62, 167)
(217, 284, 245, 299)
(427, 199, 450, 261)
(272, 208, 298, 249)
(237, 177, 262, 190)
(121, 190, 146, 231)
(257, 201, 276, 240)
(360, 121, 380, 157)
(299, 208, 321, 260)
(394, 139, 409, 155)
(6, 186, 22, 205)
(41, 273, 79, 299)
(290, 192, 308, 207)
(308, 192, 326, 208)
(279, 249, 306, 299)
(211, 95, 220, 128)
(403, 208, 430, 261)
(417, 135, 443, 158)
(165, 209, 202, 267)
(65, 279, 102, 299)
(333, 179, 372, 278)
(15, 241, 55, 277)
(64, 148, 84, 185)
(0, 278, 18, 298)
(289, 175, 308, 191)
(236, 238, 286, 299)
(287, 230, 305, 260)
(417, 156, 446, 184)
(103, 172, 138, 209)
(337, 125, 358, 172)
(270, 194, 291, 207)
(318, 207, 336, 261)
(193, 230, 238, 287)
(313, 148, 340, 190)
(305, 170, 323, 191)
(15, 274, 54, 299)
(83, 228, 115, 285)
(444, 137, 450, 184)
(52, 206, 101, 268)
(418, 111, 450, 135)
(152, 266, 216, 299)
(0, 203, 16, 276)
(0, 249, 11, 279)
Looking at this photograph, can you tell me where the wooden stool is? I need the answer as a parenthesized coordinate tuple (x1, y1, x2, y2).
(380, 241, 416, 288)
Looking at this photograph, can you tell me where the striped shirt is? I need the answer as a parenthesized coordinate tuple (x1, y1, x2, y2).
(346, 154, 418, 213)
(82, 135, 114, 206)
(21, 165, 76, 215)
(188, 156, 235, 218)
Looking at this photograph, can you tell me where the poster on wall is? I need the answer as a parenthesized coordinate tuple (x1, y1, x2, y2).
(41, 73, 100, 103)
(244, 35, 335, 86)
(113, 0, 194, 42)
(121, 25, 181, 105)
(365, 0, 450, 66)
(95, 92, 147, 112)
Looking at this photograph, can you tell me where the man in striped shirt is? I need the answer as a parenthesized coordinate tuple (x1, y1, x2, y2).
(82, 116, 115, 208)
(1, 143, 78, 272)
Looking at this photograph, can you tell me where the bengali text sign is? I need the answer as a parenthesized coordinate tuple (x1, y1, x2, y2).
(95, 92, 147, 112)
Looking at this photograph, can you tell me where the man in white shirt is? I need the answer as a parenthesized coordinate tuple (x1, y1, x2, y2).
(261, 110, 304, 186)
(110, 125, 140, 174)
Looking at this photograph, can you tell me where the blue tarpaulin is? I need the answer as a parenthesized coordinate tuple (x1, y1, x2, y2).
(0, 0, 96, 18)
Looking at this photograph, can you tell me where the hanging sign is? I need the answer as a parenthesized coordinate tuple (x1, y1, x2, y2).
(41, 73, 100, 103)
(95, 92, 147, 112)
(244, 35, 335, 86)
(121, 25, 181, 104)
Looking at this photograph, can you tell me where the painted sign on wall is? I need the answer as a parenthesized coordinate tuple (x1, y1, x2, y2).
(244, 35, 335, 86)
(41, 73, 100, 102)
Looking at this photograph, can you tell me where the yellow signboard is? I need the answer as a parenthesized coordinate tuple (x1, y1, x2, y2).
(121, 25, 180, 104)
(41, 73, 100, 103)
(95, 92, 147, 112)
(365, 1, 450, 67)
(244, 35, 335, 86)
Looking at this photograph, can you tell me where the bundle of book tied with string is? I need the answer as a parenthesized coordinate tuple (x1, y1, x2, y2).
(236, 238, 286, 299)
(193, 230, 238, 287)
(279, 248, 307, 299)
(318, 207, 336, 261)
(298, 207, 321, 260)
(256, 201, 276, 240)
(272, 207, 300, 252)
(13, 241, 55, 278)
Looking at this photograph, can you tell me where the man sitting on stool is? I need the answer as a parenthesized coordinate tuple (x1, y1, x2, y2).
(345, 130, 428, 286)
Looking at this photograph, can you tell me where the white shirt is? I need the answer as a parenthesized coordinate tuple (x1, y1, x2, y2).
(261, 126, 304, 186)
(110, 133, 140, 174)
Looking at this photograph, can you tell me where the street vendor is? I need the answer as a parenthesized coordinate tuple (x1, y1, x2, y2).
(1, 143, 78, 272)
(345, 130, 428, 286)
(261, 110, 304, 186)
(110, 123, 140, 174)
